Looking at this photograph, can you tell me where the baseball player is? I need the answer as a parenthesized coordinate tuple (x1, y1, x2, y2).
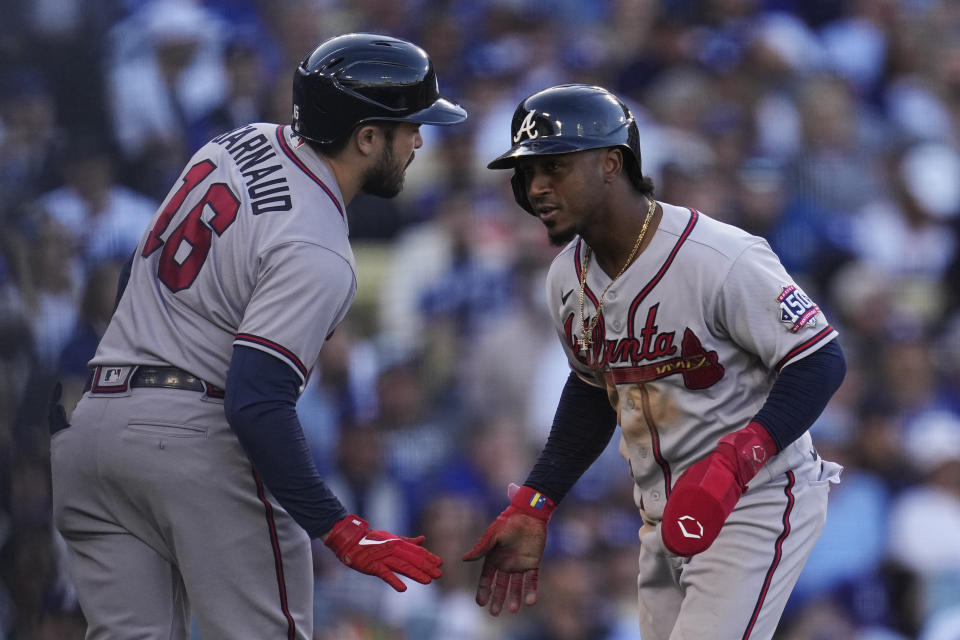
(50, 34, 466, 640)
(464, 84, 846, 639)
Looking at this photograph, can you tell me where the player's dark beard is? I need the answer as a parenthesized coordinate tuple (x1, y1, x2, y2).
(540, 215, 577, 246)
(361, 137, 408, 199)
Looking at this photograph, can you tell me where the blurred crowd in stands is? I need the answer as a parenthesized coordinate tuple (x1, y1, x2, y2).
(1, 0, 960, 638)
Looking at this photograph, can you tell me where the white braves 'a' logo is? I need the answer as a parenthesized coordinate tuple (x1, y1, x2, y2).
(513, 110, 540, 143)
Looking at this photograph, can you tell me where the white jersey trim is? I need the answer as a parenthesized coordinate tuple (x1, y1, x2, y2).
(774, 328, 839, 371)
(233, 333, 308, 384)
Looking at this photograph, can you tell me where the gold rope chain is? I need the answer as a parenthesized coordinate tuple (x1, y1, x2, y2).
(577, 198, 657, 364)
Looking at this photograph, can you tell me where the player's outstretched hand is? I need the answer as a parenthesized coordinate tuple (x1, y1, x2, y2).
(324, 514, 442, 592)
(462, 483, 555, 616)
(661, 421, 777, 556)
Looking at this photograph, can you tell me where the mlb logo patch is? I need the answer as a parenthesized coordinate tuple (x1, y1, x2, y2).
(92, 365, 133, 392)
(778, 285, 819, 332)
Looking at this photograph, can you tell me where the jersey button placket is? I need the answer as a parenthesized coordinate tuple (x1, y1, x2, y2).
(607, 291, 622, 331)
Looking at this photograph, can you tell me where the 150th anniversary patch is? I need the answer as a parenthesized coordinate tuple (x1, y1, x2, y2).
(778, 284, 819, 332)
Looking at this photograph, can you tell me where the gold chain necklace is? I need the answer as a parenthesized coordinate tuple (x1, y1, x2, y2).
(577, 198, 656, 365)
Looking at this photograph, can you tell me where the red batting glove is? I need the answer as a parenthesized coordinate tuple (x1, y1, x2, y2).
(462, 484, 556, 616)
(661, 421, 777, 556)
(324, 514, 443, 592)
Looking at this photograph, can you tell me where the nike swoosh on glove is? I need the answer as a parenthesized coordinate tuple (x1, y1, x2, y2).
(324, 514, 443, 591)
(661, 421, 777, 556)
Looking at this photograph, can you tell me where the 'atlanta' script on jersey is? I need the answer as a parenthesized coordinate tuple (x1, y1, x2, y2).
(562, 303, 725, 389)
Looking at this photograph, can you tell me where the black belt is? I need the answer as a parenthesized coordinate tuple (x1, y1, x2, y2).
(85, 365, 225, 398)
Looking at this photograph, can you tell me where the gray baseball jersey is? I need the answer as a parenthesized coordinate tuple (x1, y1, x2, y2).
(91, 123, 356, 389)
(546, 202, 841, 639)
(53, 123, 357, 640)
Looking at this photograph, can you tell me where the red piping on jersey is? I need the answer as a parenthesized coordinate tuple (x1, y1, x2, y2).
(253, 471, 297, 640)
(742, 470, 795, 640)
(617, 208, 696, 496)
(274, 125, 344, 218)
(627, 208, 699, 339)
(774, 327, 835, 372)
(639, 385, 672, 497)
(235, 333, 308, 379)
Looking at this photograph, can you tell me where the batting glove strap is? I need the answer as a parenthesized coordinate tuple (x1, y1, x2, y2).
(661, 421, 777, 557)
(324, 514, 371, 563)
(509, 485, 556, 522)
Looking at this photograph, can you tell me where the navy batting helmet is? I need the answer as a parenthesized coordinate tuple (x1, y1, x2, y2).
(488, 84, 642, 214)
(488, 84, 641, 171)
(292, 33, 467, 145)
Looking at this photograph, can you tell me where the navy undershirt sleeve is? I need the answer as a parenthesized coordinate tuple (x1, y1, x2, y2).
(225, 345, 347, 538)
(524, 372, 618, 503)
(753, 339, 846, 451)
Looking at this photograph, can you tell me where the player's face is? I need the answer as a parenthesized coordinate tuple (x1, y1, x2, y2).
(361, 123, 423, 198)
(517, 151, 607, 246)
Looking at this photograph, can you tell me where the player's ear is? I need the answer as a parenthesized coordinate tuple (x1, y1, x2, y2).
(353, 124, 381, 157)
(602, 148, 624, 184)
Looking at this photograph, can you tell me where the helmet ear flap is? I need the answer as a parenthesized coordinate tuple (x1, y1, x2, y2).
(511, 169, 536, 215)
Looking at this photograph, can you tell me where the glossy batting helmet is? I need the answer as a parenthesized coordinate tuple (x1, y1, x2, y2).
(292, 33, 467, 145)
(488, 84, 642, 214)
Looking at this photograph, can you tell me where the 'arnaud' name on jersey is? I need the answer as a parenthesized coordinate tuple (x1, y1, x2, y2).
(211, 125, 292, 215)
